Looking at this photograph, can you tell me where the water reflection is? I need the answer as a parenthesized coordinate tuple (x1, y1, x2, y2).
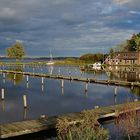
(104, 66, 140, 82)
(0, 66, 139, 125)
(6, 68, 24, 84)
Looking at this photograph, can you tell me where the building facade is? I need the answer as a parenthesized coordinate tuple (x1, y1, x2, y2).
(105, 51, 140, 65)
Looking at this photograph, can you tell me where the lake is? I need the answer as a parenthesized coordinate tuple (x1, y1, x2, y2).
(0, 65, 139, 139)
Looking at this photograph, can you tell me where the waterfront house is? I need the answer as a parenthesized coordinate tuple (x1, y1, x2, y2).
(105, 51, 140, 65)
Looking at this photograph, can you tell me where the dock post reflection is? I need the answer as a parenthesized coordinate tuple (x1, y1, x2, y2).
(61, 80, 64, 88)
(61, 80, 64, 95)
(23, 108, 27, 119)
(114, 87, 117, 105)
(26, 82, 29, 89)
(85, 82, 88, 92)
(26, 75, 29, 89)
(61, 87, 64, 95)
(2, 100, 5, 112)
(3, 73, 5, 84)
(41, 84, 44, 92)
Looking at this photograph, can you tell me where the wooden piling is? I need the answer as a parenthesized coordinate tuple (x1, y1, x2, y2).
(114, 87, 117, 96)
(1, 88, 4, 100)
(23, 95, 27, 108)
(26, 75, 29, 82)
(14, 74, 16, 80)
(41, 77, 44, 84)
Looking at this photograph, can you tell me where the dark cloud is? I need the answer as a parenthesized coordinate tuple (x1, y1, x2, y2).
(0, 0, 139, 56)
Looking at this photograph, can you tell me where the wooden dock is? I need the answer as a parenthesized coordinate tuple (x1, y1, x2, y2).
(0, 70, 140, 87)
(0, 101, 140, 139)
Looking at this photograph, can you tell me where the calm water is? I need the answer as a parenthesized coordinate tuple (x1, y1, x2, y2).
(0, 65, 140, 140)
(0, 65, 139, 124)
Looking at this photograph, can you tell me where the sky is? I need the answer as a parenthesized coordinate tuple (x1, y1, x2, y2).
(0, 0, 140, 57)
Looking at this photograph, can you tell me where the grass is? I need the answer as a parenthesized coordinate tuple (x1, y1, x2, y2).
(56, 110, 109, 140)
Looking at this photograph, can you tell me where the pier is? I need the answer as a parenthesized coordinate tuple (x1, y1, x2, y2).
(0, 101, 140, 139)
(0, 69, 140, 87)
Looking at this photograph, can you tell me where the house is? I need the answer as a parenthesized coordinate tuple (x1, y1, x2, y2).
(105, 51, 140, 65)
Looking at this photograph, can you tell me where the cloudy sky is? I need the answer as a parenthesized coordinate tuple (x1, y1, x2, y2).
(0, 0, 140, 57)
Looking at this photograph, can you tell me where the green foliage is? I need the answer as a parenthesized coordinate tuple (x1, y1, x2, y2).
(116, 33, 140, 52)
(6, 42, 25, 60)
(56, 110, 109, 140)
(79, 53, 104, 62)
(109, 48, 115, 59)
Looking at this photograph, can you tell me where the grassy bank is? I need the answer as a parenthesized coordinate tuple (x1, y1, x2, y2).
(0, 58, 92, 66)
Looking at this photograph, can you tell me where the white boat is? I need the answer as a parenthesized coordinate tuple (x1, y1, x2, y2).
(46, 50, 55, 65)
(90, 62, 101, 70)
(80, 62, 102, 71)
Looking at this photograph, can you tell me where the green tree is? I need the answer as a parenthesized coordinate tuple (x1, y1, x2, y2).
(6, 42, 25, 61)
(109, 48, 114, 59)
(79, 53, 104, 62)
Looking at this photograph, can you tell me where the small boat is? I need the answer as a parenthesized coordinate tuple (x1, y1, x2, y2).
(89, 62, 101, 70)
(80, 62, 102, 71)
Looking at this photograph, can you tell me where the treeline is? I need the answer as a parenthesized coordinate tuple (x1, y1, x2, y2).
(79, 53, 104, 62)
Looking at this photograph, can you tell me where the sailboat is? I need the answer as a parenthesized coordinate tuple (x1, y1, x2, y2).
(46, 50, 55, 65)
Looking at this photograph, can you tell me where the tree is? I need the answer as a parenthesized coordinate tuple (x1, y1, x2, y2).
(6, 42, 25, 61)
(79, 53, 104, 62)
(109, 48, 114, 59)
(115, 33, 140, 52)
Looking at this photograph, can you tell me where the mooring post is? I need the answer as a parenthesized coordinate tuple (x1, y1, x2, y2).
(23, 95, 27, 108)
(14, 74, 16, 80)
(1, 88, 4, 100)
(42, 77, 44, 84)
(26, 75, 29, 83)
(114, 87, 117, 96)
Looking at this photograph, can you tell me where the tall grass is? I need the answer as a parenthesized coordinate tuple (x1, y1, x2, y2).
(56, 110, 109, 140)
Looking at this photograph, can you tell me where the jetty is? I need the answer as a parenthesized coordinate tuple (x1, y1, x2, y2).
(0, 69, 140, 87)
(0, 101, 140, 139)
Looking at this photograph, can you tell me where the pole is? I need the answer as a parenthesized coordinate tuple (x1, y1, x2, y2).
(23, 95, 27, 108)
